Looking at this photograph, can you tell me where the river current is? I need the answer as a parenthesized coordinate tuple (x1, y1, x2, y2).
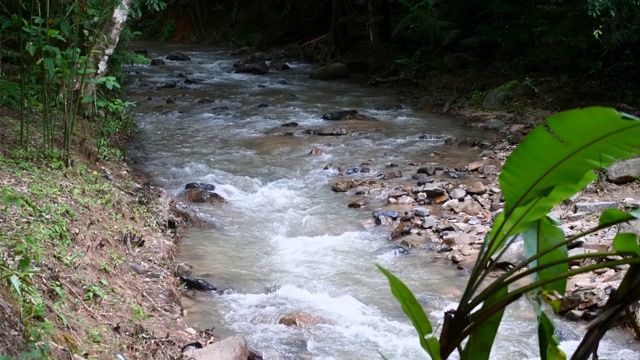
(125, 42, 640, 360)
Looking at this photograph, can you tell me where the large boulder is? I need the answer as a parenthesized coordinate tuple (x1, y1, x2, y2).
(165, 51, 191, 61)
(309, 63, 350, 80)
(482, 80, 525, 110)
(176, 183, 227, 204)
(183, 335, 250, 360)
(607, 158, 640, 184)
(233, 52, 269, 75)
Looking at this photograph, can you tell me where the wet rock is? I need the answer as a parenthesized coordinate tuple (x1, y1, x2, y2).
(348, 199, 367, 208)
(166, 51, 191, 61)
(309, 148, 326, 155)
(257, 103, 269, 108)
(281, 122, 298, 127)
(331, 180, 355, 192)
(481, 165, 499, 176)
(390, 223, 413, 240)
(233, 53, 269, 75)
(174, 262, 194, 278)
(466, 181, 487, 195)
(574, 201, 618, 213)
(482, 80, 525, 110)
(321, 110, 358, 120)
(346, 167, 361, 175)
(381, 170, 403, 180)
(561, 288, 606, 312)
(396, 195, 415, 205)
(416, 165, 436, 176)
(317, 127, 347, 136)
(607, 158, 640, 184)
(269, 60, 290, 71)
(401, 235, 429, 248)
(183, 335, 250, 360)
(278, 312, 324, 327)
(492, 240, 526, 265)
(373, 210, 399, 221)
(177, 187, 227, 204)
(150, 58, 165, 65)
(565, 309, 585, 321)
(185, 182, 216, 191)
(309, 63, 350, 80)
(180, 276, 217, 291)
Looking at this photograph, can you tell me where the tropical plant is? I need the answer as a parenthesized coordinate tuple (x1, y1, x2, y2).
(379, 107, 640, 360)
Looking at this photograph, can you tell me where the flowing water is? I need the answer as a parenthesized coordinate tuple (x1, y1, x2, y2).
(125, 42, 640, 360)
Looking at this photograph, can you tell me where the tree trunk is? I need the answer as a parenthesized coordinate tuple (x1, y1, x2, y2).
(328, 0, 346, 61)
(367, 0, 390, 73)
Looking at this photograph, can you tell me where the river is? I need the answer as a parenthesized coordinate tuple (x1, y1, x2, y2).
(125, 42, 640, 360)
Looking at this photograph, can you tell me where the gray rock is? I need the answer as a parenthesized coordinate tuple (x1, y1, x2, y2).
(492, 241, 526, 265)
(317, 127, 347, 136)
(165, 51, 191, 61)
(417, 165, 436, 176)
(482, 80, 525, 110)
(618, 219, 640, 239)
(565, 309, 585, 321)
(183, 335, 250, 360)
(484, 118, 506, 131)
(466, 181, 487, 195)
(449, 188, 466, 200)
(574, 201, 618, 213)
(607, 158, 640, 184)
(421, 216, 438, 229)
(622, 198, 640, 209)
(373, 210, 399, 220)
(413, 207, 431, 217)
(309, 63, 350, 80)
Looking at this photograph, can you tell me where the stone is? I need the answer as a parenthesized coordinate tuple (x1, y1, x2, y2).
(278, 312, 324, 327)
(180, 276, 217, 291)
(177, 188, 227, 204)
(467, 161, 485, 172)
(618, 219, 640, 239)
(373, 210, 399, 220)
(561, 288, 606, 312)
(574, 201, 618, 213)
(565, 309, 585, 321)
(281, 122, 298, 127)
(416, 165, 436, 176)
(183, 335, 250, 360)
(348, 199, 367, 208)
(309, 147, 326, 155)
(309, 63, 350, 80)
(622, 198, 640, 209)
(484, 118, 506, 130)
(165, 51, 191, 61)
(492, 240, 526, 265)
(317, 127, 347, 136)
(482, 80, 525, 110)
(412, 207, 431, 217)
(449, 188, 466, 200)
(397, 195, 415, 205)
(269, 60, 290, 71)
(185, 182, 216, 191)
(381, 170, 403, 180)
(607, 158, 640, 184)
(466, 181, 487, 195)
(421, 216, 438, 229)
(321, 110, 358, 120)
(400, 235, 429, 248)
(331, 180, 355, 192)
(150, 58, 165, 65)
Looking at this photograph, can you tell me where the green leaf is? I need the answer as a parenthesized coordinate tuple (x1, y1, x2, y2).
(526, 292, 566, 360)
(377, 265, 440, 359)
(488, 107, 640, 255)
(523, 217, 568, 296)
(599, 208, 640, 227)
(462, 286, 507, 360)
(8, 275, 22, 297)
(612, 233, 640, 255)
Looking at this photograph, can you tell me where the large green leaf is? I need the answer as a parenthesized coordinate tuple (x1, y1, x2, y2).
(461, 287, 507, 360)
(526, 292, 566, 360)
(489, 107, 640, 255)
(377, 265, 440, 359)
(612, 233, 640, 256)
(599, 208, 640, 227)
(523, 217, 568, 296)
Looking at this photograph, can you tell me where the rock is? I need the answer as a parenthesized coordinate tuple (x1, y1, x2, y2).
(281, 122, 298, 127)
(321, 110, 358, 120)
(150, 58, 165, 65)
(449, 188, 466, 200)
(381, 170, 403, 180)
(417, 165, 436, 176)
(492, 240, 526, 265)
(185, 182, 216, 191)
(174, 262, 194, 278)
(412, 207, 431, 217)
(165, 51, 191, 61)
(331, 180, 355, 192)
(177, 187, 227, 204)
(373, 210, 399, 221)
(421, 216, 438, 229)
(622, 198, 640, 209)
(400, 235, 429, 248)
(416, 96, 435, 111)
(309, 148, 326, 155)
(233, 53, 269, 75)
(467, 161, 485, 172)
(607, 158, 640, 184)
(466, 181, 487, 195)
(278, 312, 323, 327)
(574, 201, 618, 213)
(180, 276, 217, 291)
(317, 127, 347, 136)
(269, 60, 291, 71)
(482, 80, 525, 110)
(183, 335, 250, 360)
(309, 63, 350, 80)
(348, 199, 367, 208)
(561, 288, 606, 312)
(618, 219, 640, 239)
(231, 46, 259, 56)
(484, 118, 506, 131)
(390, 223, 413, 240)
(565, 309, 585, 321)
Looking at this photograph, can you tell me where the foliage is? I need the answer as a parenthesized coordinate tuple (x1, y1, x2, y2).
(380, 107, 640, 360)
